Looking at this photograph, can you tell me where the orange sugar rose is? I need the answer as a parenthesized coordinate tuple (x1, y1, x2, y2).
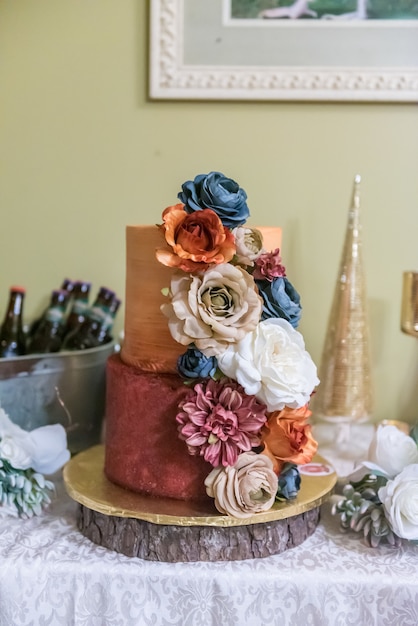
(261, 405, 318, 474)
(156, 204, 236, 273)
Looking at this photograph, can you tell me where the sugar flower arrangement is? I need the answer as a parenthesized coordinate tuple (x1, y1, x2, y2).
(332, 423, 418, 547)
(0, 406, 70, 518)
(156, 171, 319, 518)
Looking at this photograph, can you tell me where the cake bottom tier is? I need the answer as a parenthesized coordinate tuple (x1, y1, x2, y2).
(104, 354, 212, 502)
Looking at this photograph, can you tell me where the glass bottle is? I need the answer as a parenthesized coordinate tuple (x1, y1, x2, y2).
(28, 289, 70, 354)
(29, 278, 74, 337)
(63, 280, 91, 337)
(62, 287, 116, 350)
(0, 286, 26, 358)
(97, 297, 121, 345)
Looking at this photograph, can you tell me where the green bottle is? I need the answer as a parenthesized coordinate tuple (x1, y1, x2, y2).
(29, 278, 73, 337)
(28, 289, 70, 354)
(63, 280, 91, 337)
(63, 287, 117, 350)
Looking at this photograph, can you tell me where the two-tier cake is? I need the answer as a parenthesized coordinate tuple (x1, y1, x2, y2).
(104, 171, 320, 519)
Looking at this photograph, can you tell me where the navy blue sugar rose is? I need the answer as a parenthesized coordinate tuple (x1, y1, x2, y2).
(255, 276, 302, 328)
(177, 347, 218, 380)
(178, 171, 250, 229)
(276, 464, 301, 501)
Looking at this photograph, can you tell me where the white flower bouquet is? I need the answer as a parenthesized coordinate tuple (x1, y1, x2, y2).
(0, 407, 70, 518)
(332, 423, 418, 547)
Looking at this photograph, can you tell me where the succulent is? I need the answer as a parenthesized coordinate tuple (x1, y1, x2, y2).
(0, 459, 55, 518)
(351, 501, 402, 548)
(332, 475, 402, 548)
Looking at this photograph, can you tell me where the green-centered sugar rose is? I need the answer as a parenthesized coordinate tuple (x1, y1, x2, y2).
(161, 263, 262, 356)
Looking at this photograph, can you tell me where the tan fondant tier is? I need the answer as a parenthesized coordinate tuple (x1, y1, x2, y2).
(104, 353, 213, 502)
(121, 225, 282, 373)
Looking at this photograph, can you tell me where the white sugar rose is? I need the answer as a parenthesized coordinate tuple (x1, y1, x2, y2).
(0, 407, 27, 440)
(161, 263, 262, 356)
(232, 226, 264, 266)
(378, 464, 418, 541)
(27, 424, 71, 475)
(216, 318, 319, 412)
(0, 407, 70, 475)
(368, 425, 418, 478)
(205, 452, 278, 518)
(0, 435, 33, 470)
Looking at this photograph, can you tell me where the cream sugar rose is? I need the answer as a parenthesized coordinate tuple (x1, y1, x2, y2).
(104, 171, 319, 518)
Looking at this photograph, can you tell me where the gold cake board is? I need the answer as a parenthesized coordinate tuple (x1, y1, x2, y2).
(64, 445, 337, 562)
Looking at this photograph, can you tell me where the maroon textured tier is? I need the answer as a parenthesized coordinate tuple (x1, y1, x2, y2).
(104, 354, 212, 501)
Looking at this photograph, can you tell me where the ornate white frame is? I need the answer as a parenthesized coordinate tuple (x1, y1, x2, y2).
(149, 0, 418, 102)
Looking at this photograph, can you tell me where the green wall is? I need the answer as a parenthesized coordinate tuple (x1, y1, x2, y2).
(0, 0, 417, 424)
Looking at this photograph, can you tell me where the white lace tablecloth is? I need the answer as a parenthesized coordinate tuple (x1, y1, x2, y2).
(0, 477, 417, 626)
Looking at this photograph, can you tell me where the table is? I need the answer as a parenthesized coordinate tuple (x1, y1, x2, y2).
(0, 476, 417, 626)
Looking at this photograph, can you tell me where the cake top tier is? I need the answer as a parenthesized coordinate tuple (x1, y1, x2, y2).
(121, 224, 282, 373)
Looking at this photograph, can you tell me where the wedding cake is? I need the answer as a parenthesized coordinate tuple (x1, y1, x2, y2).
(104, 172, 319, 518)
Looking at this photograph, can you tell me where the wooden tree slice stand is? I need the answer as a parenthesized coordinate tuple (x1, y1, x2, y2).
(64, 445, 336, 562)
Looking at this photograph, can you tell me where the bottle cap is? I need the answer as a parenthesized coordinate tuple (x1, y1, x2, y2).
(61, 279, 74, 292)
(98, 287, 116, 303)
(53, 289, 70, 304)
(10, 286, 26, 294)
(74, 280, 92, 291)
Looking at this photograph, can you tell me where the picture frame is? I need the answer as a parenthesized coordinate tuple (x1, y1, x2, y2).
(149, 0, 418, 102)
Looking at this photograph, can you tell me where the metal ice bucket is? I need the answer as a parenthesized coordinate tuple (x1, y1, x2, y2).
(0, 342, 116, 454)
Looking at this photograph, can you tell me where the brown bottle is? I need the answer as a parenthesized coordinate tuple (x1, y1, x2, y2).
(62, 287, 117, 350)
(97, 297, 121, 345)
(28, 290, 70, 354)
(29, 278, 74, 337)
(63, 280, 91, 337)
(0, 286, 26, 358)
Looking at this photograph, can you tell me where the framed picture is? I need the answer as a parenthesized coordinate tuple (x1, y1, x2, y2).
(149, 0, 418, 102)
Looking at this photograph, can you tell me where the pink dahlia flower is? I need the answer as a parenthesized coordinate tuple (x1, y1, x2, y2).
(253, 248, 286, 281)
(176, 378, 267, 467)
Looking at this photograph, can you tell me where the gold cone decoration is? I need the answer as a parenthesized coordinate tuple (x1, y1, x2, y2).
(312, 175, 373, 424)
(401, 271, 418, 338)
